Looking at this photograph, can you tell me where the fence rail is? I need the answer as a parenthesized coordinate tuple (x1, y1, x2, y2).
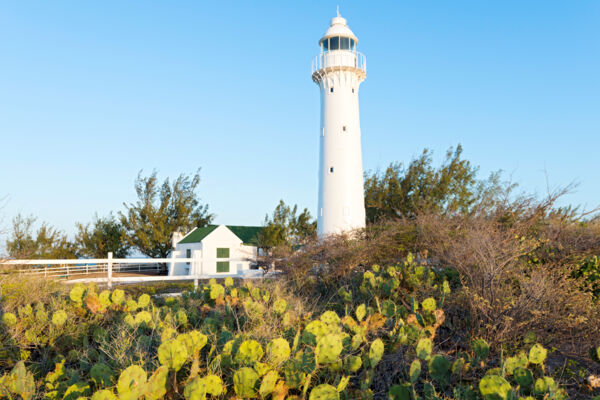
(0, 253, 269, 287)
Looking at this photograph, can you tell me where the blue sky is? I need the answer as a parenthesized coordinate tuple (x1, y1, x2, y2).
(0, 1, 598, 236)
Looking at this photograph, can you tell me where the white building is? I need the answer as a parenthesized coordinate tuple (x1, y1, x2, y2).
(169, 225, 263, 276)
(312, 12, 367, 236)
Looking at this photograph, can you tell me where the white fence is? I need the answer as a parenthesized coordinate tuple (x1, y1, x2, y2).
(0, 252, 268, 288)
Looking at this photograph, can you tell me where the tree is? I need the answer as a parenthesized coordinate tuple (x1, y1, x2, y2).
(119, 170, 213, 259)
(5, 214, 77, 259)
(259, 200, 316, 248)
(364, 145, 480, 223)
(75, 213, 129, 258)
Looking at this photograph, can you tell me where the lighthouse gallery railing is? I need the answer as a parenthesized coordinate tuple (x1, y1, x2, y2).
(312, 51, 366, 75)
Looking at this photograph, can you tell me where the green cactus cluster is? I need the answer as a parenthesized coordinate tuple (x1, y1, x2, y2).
(0, 255, 585, 399)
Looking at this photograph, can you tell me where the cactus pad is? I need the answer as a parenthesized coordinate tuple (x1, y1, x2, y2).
(479, 375, 512, 400)
(117, 365, 147, 400)
(316, 334, 343, 365)
(2, 312, 17, 327)
(528, 344, 547, 365)
(309, 384, 339, 400)
(91, 390, 117, 400)
(235, 340, 264, 365)
(51, 310, 67, 326)
(158, 339, 188, 371)
(90, 362, 113, 387)
(233, 367, 259, 398)
(266, 337, 290, 366)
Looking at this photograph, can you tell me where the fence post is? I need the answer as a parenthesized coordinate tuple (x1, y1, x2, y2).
(193, 250, 201, 289)
(107, 252, 113, 289)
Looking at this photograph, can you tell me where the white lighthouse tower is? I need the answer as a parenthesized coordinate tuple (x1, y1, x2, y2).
(312, 11, 367, 236)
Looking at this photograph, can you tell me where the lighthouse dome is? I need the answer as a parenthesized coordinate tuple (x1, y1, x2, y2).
(319, 14, 358, 45)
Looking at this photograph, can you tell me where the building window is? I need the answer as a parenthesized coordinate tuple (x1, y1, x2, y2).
(352, 88, 355, 93)
(186, 249, 191, 265)
(342, 126, 346, 132)
(340, 37, 350, 50)
(217, 261, 230, 273)
(330, 87, 334, 93)
(216, 248, 229, 258)
(329, 36, 339, 50)
(330, 167, 334, 173)
(323, 38, 329, 53)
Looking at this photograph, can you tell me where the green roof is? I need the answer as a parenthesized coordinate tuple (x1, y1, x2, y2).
(178, 225, 219, 244)
(226, 225, 263, 246)
(178, 225, 263, 246)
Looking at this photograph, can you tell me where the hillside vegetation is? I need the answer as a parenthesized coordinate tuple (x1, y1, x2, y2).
(0, 253, 599, 399)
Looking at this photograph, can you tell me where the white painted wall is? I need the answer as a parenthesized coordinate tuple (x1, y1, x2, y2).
(171, 225, 258, 276)
(313, 16, 367, 236)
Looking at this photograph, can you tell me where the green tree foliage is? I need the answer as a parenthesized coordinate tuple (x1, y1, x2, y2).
(119, 170, 213, 259)
(259, 200, 316, 248)
(5, 214, 76, 259)
(75, 213, 129, 258)
(364, 145, 481, 222)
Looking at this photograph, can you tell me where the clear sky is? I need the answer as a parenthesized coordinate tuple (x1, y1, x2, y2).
(0, 1, 598, 236)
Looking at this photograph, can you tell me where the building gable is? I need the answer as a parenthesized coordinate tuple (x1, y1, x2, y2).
(177, 224, 263, 246)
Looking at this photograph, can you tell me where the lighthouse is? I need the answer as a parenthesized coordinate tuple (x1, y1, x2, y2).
(312, 12, 367, 236)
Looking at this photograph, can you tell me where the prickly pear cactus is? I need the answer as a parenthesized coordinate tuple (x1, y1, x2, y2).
(1, 312, 17, 327)
(368, 339, 384, 367)
(134, 311, 152, 326)
(176, 309, 188, 326)
(63, 382, 91, 400)
(309, 384, 339, 400)
(266, 337, 290, 366)
(183, 377, 206, 400)
(388, 383, 412, 400)
(235, 340, 264, 365)
(421, 297, 436, 313)
(416, 338, 432, 360)
(479, 375, 512, 400)
(303, 320, 328, 345)
(528, 344, 547, 365)
(69, 285, 86, 305)
(158, 339, 188, 371)
(6, 361, 36, 400)
(204, 374, 223, 396)
(259, 370, 279, 397)
(177, 331, 208, 358)
(315, 334, 343, 365)
(513, 367, 533, 388)
(99, 290, 112, 308)
(409, 359, 421, 384)
(145, 366, 168, 400)
(51, 310, 67, 326)
(137, 293, 151, 308)
(473, 338, 490, 361)
(91, 389, 118, 400)
(111, 289, 125, 305)
(503, 352, 528, 375)
(273, 298, 287, 315)
(355, 304, 367, 322)
(209, 283, 225, 300)
(224, 277, 234, 287)
(233, 367, 259, 398)
(320, 311, 341, 326)
(117, 365, 147, 400)
(90, 362, 113, 387)
(428, 355, 450, 386)
(381, 300, 396, 317)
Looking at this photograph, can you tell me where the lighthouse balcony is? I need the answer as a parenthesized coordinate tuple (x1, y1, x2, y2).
(312, 51, 366, 81)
